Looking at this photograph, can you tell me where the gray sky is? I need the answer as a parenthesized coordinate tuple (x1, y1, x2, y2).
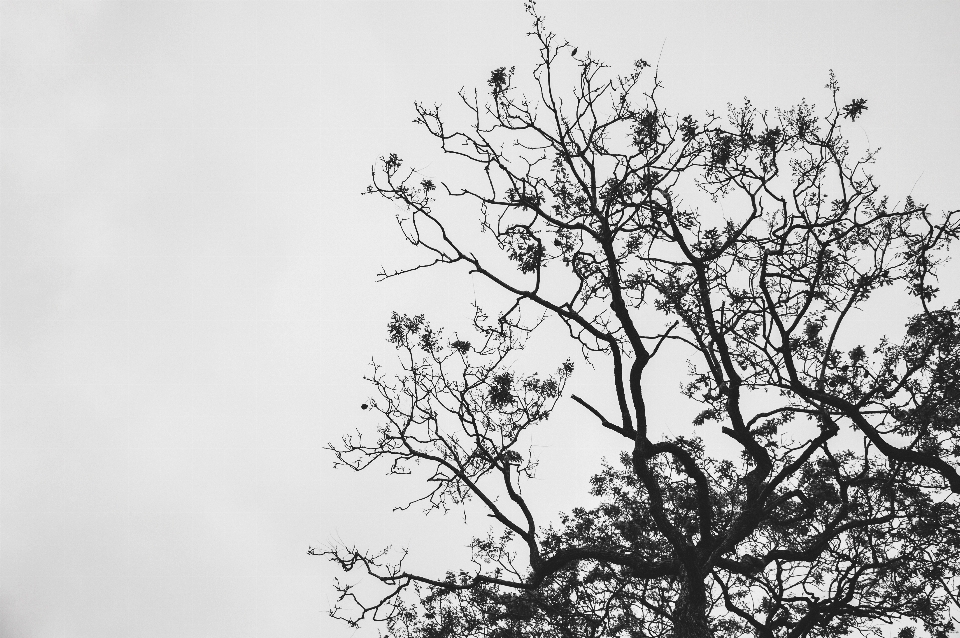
(2, 2, 959, 637)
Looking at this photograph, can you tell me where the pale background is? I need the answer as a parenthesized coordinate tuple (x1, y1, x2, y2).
(1, 2, 958, 637)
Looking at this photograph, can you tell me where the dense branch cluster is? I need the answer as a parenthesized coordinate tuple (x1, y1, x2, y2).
(318, 7, 960, 637)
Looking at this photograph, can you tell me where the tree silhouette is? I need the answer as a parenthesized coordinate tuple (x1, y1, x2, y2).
(316, 7, 960, 637)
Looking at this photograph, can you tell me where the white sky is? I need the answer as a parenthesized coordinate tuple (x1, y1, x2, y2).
(2, 2, 959, 637)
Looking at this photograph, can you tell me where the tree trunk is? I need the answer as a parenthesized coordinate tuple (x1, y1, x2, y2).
(671, 579, 714, 638)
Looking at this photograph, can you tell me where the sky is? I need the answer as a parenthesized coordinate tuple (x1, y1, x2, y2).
(1, 2, 959, 637)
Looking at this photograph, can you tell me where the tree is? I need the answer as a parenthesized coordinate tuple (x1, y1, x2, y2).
(316, 6, 960, 637)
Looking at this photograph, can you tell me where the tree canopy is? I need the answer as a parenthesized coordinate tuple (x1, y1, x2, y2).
(317, 6, 960, 637)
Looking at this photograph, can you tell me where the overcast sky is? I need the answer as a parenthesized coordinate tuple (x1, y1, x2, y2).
(2, 2, 959, 637)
